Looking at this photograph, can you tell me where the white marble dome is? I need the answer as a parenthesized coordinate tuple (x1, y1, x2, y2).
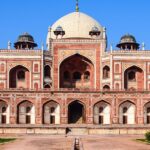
(47, 12, 103, 44)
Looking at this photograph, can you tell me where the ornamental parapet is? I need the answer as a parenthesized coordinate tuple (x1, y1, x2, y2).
(0, 88, 150, 94)
(0, 49, 43, 55)
(106, 49, 150, 54)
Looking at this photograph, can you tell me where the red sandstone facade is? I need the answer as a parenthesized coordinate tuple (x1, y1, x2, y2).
(0, 11, 150, 126)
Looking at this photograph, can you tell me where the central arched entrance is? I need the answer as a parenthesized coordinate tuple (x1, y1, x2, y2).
(68, 100, 85, 124)
(60, 54, 94, 89)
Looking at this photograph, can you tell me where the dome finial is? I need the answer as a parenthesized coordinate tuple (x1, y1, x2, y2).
(76, 0, 79, 12)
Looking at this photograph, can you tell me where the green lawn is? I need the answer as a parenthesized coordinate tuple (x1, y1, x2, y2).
(136, 139, 150, 144)
(0, 138, 16, 144)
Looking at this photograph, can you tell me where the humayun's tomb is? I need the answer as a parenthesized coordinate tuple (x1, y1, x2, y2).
(0, 3, 150, 135)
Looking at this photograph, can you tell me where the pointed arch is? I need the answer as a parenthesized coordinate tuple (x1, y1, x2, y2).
(43, 100, 60, 124)
(60, 53, 94, 67)
(60, 54, 94, 88)
(124, 65, 144, 90)
(17, 100, 35, 124)
(119, 100, 136, 107)
(68, 100, 86, 124)
(93, 100, 111, 124)
(0, 100, 9, 124)
(119, 100, 136, 124)
(144, 101, 150, 124)
(9, 65, 30, 89)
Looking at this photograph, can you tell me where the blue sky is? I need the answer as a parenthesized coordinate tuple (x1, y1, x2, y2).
(0, 0, 150, 49)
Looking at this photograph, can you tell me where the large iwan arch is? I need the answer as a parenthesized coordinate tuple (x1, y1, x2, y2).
(59, 54, 94, 89)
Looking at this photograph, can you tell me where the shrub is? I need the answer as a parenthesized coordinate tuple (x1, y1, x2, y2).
(145, 131, 150, 142)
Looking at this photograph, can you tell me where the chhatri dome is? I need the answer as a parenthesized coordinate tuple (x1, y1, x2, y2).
(117, 34, 139, 50)
(47, 2, 104, 46)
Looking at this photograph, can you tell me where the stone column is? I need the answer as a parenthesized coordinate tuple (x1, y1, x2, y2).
(137, 96, 144, 124)
(112, 95, 119, 124)
(35, 95, 42, 124)
(61, 97, 68, 124)
(86, 97, 93, 124)
(10, 94, 17, 124)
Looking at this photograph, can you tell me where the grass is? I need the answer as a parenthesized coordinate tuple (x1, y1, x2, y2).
(0, 138, 16, 144)
(136, 139, 150, 144)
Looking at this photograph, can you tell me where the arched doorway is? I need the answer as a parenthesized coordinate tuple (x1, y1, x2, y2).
(119, 101, 135, 124)
(68, 100, 85, 124)
(144, 102, 150, 124)
(17, 100, 35, 124)
(93, 101, 111, 124)
(43, 101, 60, 124)
(0, 100, 9, 124)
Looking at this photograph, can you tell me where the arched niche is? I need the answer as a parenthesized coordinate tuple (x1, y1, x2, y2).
(124, 66, 144, 90)
(9, 65, 30, 89)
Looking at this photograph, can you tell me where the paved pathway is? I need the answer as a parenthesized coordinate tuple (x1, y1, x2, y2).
(0, 135, 73, 150)
(0, 135, 150, 150)
(82, 135, 150, 150)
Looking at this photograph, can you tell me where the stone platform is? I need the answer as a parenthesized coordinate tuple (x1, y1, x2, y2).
(0, 124, 150, 135)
